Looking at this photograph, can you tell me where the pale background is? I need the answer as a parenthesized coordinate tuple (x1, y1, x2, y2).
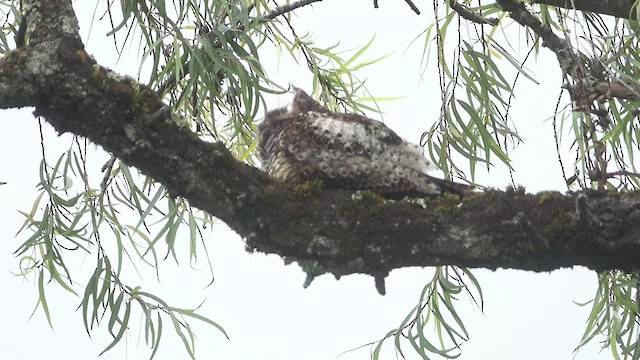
(0, 1, 613, 359)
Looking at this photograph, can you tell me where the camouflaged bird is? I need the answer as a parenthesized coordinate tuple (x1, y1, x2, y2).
(258, 87, 470, 197)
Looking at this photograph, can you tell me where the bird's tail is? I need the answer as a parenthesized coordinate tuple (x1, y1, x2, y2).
(421, 174, 473, 197)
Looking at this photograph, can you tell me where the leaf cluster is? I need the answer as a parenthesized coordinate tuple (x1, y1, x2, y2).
(14, 134, 223, 359)
(365, 266, 483, 360)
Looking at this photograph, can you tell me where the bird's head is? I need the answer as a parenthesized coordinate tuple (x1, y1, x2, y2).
(287, 86, 328, 114)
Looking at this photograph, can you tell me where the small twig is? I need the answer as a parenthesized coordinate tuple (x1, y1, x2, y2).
(373, 0, 420, 15)
(403, 0, 420, 14)
(449, 0, 498, 25)
(100, 155, 117, 191)
(553, 91, 571, 189)
(374, 274, 387, 295)
(303, 273, 315, 288)
(265, 0, 323, 20)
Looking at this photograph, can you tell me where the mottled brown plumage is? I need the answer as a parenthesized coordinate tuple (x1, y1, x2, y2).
(258, 88, 470, 197)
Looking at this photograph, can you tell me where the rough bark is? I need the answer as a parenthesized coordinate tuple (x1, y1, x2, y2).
(2, 0, 640, 283)
(531, 0, 634, 19)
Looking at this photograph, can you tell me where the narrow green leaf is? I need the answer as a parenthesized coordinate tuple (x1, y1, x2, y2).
(100, 300, 131, 355)
(31, 270, 53, 328)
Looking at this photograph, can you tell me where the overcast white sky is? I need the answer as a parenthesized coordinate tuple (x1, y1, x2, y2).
(0, 1, 615, 360)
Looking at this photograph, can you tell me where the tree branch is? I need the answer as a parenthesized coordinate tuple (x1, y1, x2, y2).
(564, 79, 640, 104)
(4, 0, 640, 285)
(265, 0, 324, 20)
(497, 0, 640, 110)
(531, 0, 634, 19)
(449, 0, 498, 25)
(496, 0, 579, 75)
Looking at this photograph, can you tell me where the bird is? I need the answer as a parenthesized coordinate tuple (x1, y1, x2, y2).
(258, 87, 470, 198)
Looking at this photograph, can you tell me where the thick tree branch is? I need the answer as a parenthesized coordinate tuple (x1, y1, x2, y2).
(531, 0, 634, 19)
(3, 0, 640, 284)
